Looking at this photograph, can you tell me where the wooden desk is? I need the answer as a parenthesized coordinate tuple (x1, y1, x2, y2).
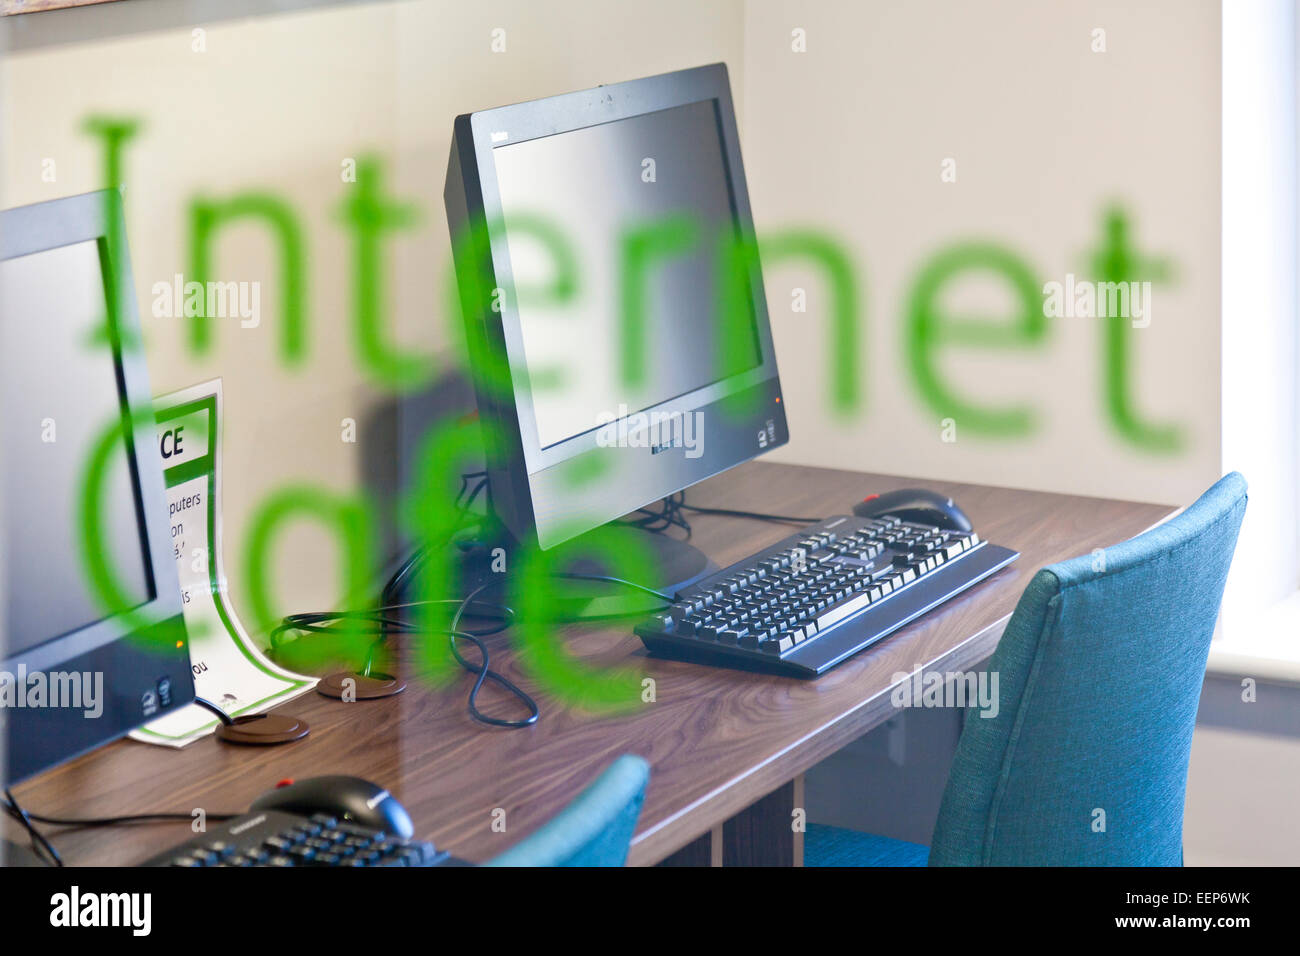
(6, 462, 1174, 866)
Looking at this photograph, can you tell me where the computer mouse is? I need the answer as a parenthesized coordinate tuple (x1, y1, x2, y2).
(250, 775, 415, 840)
(852, 488, 973, 533)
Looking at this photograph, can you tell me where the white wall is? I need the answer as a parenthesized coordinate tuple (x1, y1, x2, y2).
(1185, 725, 1300, 865)
(743, 0, 1222, 506)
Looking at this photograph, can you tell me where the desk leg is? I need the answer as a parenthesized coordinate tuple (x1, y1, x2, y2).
(656, 830, 713, 866)
(655, 775, 805, 866)
(721, 775, 803, 867)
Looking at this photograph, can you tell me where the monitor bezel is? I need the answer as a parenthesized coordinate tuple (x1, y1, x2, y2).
(448, 63, 789, 550)
(0, 189, 189, 686)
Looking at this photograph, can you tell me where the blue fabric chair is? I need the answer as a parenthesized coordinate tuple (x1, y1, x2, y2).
(486, 755, 650, 866)
(808, 472, 1248, 867)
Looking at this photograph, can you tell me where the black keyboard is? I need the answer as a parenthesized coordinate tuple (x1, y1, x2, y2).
(634, 514, 1018, 677)
(142, 809, 452, 867)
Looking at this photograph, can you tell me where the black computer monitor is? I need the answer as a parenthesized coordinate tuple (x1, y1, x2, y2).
(1, 189, 195, 786)
(444, 63, 787, 586)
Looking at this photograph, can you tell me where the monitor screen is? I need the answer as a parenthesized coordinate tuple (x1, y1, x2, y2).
(492, 98, 762, 450)
(0, 239, 154, 654)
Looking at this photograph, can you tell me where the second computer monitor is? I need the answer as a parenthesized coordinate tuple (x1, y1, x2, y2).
(445, 63, 787, 553)
(1, 189, 195, 784)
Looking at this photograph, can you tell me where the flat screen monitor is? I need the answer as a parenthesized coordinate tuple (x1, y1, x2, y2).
(0, 189, 195, 785)
(444, 63, 788, 555)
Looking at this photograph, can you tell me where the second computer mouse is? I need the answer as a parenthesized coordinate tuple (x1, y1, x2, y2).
(250, 775, 414, 840)
(852, 488, 973, 533)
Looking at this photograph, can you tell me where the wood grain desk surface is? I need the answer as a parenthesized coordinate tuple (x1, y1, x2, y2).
(7, 461, 1175, 866)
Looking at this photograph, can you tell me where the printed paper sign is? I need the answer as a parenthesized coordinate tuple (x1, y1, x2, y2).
(130, 379, 315, 747)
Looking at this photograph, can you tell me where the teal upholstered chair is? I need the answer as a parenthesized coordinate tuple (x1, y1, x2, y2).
(486, 755, 650, 866)
(808, 472, 1248, 867)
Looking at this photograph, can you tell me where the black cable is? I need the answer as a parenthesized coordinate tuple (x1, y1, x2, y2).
(358, 472, 493, 679)
(624, 491, 822, 533)
(275, 568, 671, 729)
(553, 571, 676, 603)
(3, 789, 62, 866)
(3, 788, 238, 863)
(274, 471, 714, 729)
(444, 581, 538, 728)
(678, 500, 823, 525)
(271, 599, 512, 646)
(191, 695, 235, 726)
(272, 597, 513, 680)
(0, 702, 239, 853)
(381, 472, 489, 608)
(279, 585, 529, 728)
(274, 587, 535, 728)
(621, 490, 693, 538)
(21, 810, 238, 827)
(373, 472, 538, 727)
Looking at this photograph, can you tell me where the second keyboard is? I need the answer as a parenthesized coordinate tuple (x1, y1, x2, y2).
(634, 514, 1018, 677)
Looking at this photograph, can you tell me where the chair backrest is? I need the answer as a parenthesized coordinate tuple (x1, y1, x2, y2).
(929, 473, 1247, 866)
(486, 755, 650, 867)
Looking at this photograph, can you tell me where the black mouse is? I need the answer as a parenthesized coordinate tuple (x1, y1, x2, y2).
(852, 488, 973, 533)
(250, 775, 414, 839)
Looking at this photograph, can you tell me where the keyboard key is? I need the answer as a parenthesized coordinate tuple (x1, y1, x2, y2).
(759, 636, 792, 655)
(815, 590, 874, 631)
(396, 846, 427, 865)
